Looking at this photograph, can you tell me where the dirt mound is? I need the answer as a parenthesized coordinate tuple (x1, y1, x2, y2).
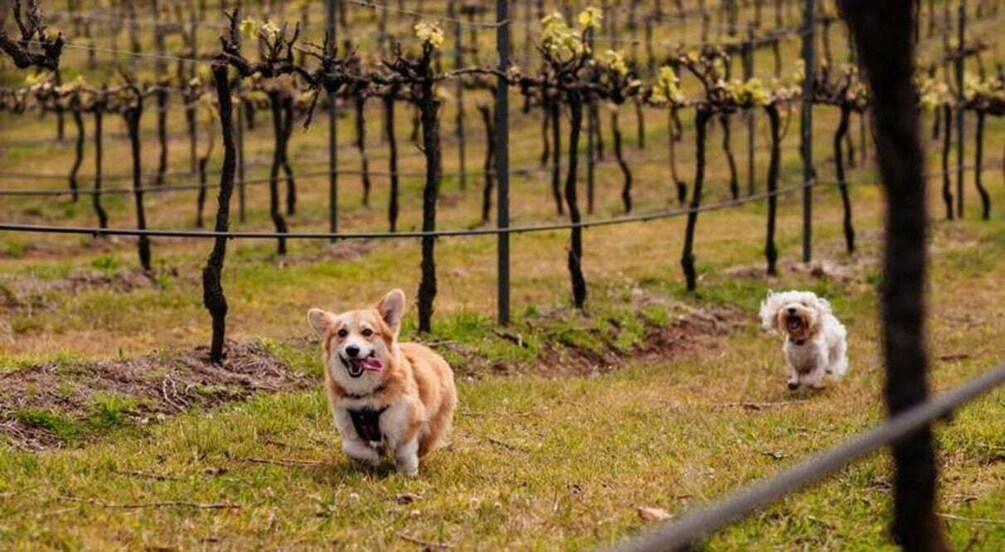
(1, 269, 172, 315)
(441, 301, 744, 379)
(724, 255, 878, 285)
(0, 341, 312, 451)
(275, 240, 374, 267)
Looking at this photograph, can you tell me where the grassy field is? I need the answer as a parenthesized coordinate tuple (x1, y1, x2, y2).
(2, 1, 1005, 549)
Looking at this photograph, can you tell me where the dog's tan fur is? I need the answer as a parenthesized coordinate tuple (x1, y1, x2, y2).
(308, 290, 456, 475)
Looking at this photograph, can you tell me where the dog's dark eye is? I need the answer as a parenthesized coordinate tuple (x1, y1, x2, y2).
(361, 328, 373, 337)
(337, 329, 348, 338)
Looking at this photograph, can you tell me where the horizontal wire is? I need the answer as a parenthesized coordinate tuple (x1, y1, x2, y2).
(0, 144, 996, 195)
(346, 0, 506, 29)
(45, 9, 229, 30)
(608, 361, 1005, 552)
(0, 178, 815, 240)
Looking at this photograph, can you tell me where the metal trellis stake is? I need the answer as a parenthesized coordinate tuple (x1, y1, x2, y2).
(495, 0, 511, 326)
(955, 2, 966, 218)
(328, 0, 339, 238)
(800, 0, 815, 263)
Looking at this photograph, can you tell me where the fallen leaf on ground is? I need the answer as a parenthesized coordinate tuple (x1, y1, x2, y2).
(637, 506, 671, 522)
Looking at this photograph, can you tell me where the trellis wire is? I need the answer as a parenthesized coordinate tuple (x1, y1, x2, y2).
(0, 177, 815, 240)
(606, 360, 1005, 551)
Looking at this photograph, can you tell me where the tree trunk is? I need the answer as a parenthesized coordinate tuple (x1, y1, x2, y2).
(417, 87, 442, 333)
(124, 106, 152, 272)
(267, 92, 289, 255)
(185, 91, 198, 174)
(835, 105, 856, 253)
(69, 100, 84, 203)
(540, 95, 551, 165)
(565, 93, 587, 309)
(92, 109, 109, 229)
(612, 110, 633, 212)
(282, 95, 296, 216)
(634, 99, 646, 149)
(839, 2, 949, 549)
(384, 91, 400, 232)
(479, 104, 495, 224)
(669, 108, 686, 205)
(202, 61, 238, 366)
(681, 109, 711, 291)
(974, 111, 990, 220)
(550, 97, 564, 215)
(765, 105, 780, 275)
(155, 88, 168, 186)
(196, 155, 209, 228)
(940, 104, 954, 220)
(720, 112, 739, 200)
(355, 95, 372, 207)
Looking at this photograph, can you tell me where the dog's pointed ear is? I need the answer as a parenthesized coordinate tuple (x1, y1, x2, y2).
(377, 289, 406, 337)
(307, 308, 335, 336)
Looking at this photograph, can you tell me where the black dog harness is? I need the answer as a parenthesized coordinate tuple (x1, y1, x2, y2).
(345, 383, 388, 442)
(348, 406, 389, 442)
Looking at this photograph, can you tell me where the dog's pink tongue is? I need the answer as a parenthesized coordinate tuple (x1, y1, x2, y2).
(362, 358, 383, 371)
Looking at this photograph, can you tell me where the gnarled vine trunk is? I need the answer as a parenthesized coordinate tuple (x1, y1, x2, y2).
(940, 104, 953, 220)
(196, 155, 209, 228)
(669, 107, 686, 205)
(123, 103, 151, 272)
(69, 98, 84, 204)
(974, 111, 990, 220)
(565, 92, 587, 309)
(539, 95, 551, 166)
(281, 95, 296, 216)
(267, 92, 289, 255)
(835, 105, 857, 253)
(92, 108, 109, 229)
(681, 109, 711, 291)
(765, 105, 780, 275)
(634, 99, 645, 149)
(355, 95, 372, 207)
(154, 88, 168, 186)
(612, 110, 633, 213)
(720, 112, 739, 200)
(384, 90, 400, 232)
(478, 104, 495, 224)
(417, 84, 442, 333)
(203, 61, 238, 366)
(549, 96, 564, 215)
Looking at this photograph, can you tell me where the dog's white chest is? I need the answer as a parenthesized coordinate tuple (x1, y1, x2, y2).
(785, 340, 825, 374)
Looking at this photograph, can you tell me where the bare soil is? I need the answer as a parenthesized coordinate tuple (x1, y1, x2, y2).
(0, 341, 311, 451)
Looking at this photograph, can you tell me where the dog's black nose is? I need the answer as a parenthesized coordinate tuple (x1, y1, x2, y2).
(345, 345, 360, 358)
(787, 307, 797, 315)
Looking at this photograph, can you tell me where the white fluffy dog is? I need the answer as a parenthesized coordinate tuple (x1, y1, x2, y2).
(759, 290, 848, 390)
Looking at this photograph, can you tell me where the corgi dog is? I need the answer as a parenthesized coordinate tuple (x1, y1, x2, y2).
(307, 289, 457, 476)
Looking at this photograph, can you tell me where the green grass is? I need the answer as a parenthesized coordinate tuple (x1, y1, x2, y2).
(1, 1, 1005, 546)
(0, 222, 1004, 548)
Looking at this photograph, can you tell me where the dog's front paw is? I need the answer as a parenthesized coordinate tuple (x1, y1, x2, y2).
(787, 381, 800, 391)
(395, 459, 419, 477)
(343, 439, 380, 467)
(397, 466, 419, 478)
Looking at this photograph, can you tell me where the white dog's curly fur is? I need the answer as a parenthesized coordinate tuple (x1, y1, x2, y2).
(759, 290, 848, 390)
